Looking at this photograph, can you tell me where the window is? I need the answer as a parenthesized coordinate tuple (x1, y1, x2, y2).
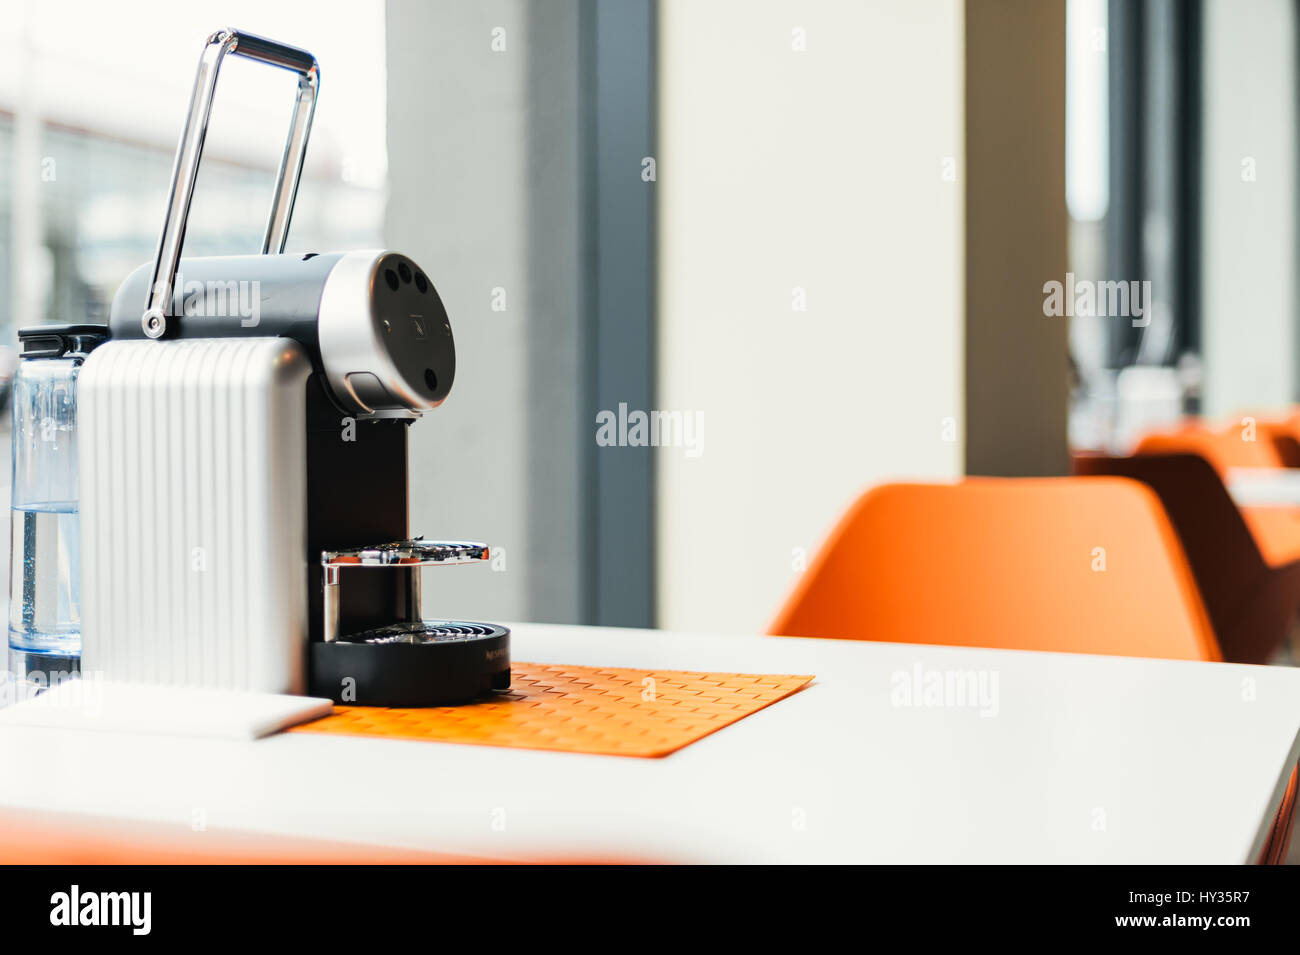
(0, 0, 388, 341)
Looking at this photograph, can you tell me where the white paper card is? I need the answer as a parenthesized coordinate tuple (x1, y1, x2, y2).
(0, 678, 333, 740)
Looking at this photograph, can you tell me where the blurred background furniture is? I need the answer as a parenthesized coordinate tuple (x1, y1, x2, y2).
(1075, 452, 1300, 664)
(770, 477, 1217, 660)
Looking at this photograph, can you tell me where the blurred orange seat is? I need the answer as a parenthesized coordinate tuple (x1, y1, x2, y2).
(769, 477, 1218, 660)
(1239, 508, 1300, 568)
(1135, 421, 1283, 474)
(1254, 417, 1300, 467)
(1133, 421, 1300, 567)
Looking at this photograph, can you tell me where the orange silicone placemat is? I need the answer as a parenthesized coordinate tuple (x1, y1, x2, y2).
(290, 662, 813, 758)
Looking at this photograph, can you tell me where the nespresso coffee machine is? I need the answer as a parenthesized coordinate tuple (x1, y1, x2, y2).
(78, 28, 508, 706)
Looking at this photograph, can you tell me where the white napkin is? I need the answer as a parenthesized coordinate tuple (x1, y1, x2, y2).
(0, 676, 333, 740)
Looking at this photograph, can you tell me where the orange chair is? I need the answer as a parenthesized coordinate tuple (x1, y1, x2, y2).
(1256, 418, 1300, 467)
(1134, 420, 1284, 474)
(1133, 422, 1300, 567)
(768, 476, 1295, 862)
(1225, 409, 1300, 465)
(770, 477, 1217, 660)
(1074, 452, 1300, 664)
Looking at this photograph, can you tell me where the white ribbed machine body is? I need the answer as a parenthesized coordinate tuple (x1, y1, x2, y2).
(78, 338, 310, 693)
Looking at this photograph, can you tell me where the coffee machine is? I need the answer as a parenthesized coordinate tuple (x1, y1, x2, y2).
(77, 29, 508, 706)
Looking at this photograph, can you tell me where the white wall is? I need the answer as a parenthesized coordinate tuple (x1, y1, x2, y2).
(1201, 0, 1297, 417)
(656, 0, 965, 633)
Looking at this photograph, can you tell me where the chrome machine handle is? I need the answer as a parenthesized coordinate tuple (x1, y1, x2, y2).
(142, 28, 319, 339)
(320, 539, 491, 642)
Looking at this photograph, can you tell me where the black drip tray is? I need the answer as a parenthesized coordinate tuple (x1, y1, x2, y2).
(309, 620, 510, 707)
(346, 621, 502, 643)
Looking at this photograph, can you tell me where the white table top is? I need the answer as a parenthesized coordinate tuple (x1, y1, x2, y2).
(1228, 467, 1300, 507)
(0, 622, 1297, 864)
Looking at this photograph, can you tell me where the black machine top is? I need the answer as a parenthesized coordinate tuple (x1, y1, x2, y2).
(17, 324, 111, 359)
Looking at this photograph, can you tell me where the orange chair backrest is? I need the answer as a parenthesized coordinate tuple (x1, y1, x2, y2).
(1135, 424, 1281, 473)
(769, 477, 1220, 662)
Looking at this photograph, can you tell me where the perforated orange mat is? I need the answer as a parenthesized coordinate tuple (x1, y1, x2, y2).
(290, 662, 814, 758)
